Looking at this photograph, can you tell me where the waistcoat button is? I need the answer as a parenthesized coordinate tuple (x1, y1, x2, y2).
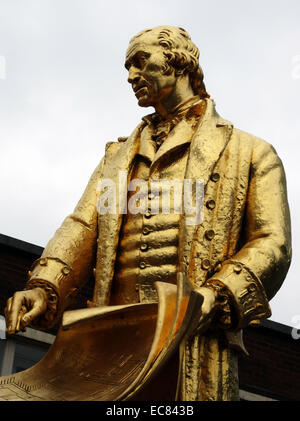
(205, 230, 215, 240)
(145, 210, 152, 218)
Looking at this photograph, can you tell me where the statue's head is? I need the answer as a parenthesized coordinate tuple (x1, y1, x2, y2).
(125, 26, 209, 109)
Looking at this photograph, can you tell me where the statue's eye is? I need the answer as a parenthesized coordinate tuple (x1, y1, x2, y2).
(125, 52, 150, 71)
(134, 56, 145, 69)
(136, 52, 150, 69)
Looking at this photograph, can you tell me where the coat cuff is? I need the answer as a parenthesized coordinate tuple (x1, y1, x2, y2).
(26, 257, 76, 329)
(208, 260, 271, 330)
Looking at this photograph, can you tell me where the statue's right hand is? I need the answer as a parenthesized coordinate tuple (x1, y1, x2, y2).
(4, 288, 48, 335)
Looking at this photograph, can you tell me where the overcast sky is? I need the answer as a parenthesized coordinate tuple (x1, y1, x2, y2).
(0, 0, 299, 327)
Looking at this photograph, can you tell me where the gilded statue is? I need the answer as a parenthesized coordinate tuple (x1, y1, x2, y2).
(1, 26, 291, 401)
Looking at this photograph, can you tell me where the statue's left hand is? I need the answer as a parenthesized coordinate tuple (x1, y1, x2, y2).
(190, 287, 217, 336)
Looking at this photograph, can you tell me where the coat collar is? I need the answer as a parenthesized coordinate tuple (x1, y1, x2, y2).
(139, 97, 206, 167)
(138, 118, 195, 165)
(151, 118, 195, 167)
(102, 98, 232, 185)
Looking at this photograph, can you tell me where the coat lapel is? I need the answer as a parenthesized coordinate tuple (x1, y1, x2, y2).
(93, 123, 143, 306)
(178, 99, 233, 278)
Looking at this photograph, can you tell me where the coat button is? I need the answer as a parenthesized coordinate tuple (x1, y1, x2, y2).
(211, 173, 220, 182)
(140, 243, 148, 251)
(148, 193, 156, 200)
(40, 258, 47, 266)
(206, 199, 216, 210)
(201, 259, 211, 270)
(62, 266, 71, 275)
(205, 229, 215, 240)
(145, 210, 152, 218)
(233, 264, 242, 274)
(139, 262, 146, 269)
(143, 227, 151, 235)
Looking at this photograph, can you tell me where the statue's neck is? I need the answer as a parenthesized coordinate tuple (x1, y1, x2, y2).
(154, 77, 195, 119)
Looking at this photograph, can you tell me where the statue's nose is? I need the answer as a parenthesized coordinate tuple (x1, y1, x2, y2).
(127, 66, 140, 84)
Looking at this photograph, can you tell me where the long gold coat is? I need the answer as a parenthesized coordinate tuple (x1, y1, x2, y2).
(28, 98, 292, 400)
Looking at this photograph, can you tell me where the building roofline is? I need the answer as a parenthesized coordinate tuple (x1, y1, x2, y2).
(0, 233, 43, 256)
(260, 319, 293, 336)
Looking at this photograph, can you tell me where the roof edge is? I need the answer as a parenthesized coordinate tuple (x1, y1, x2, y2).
(0, 233, 44, 256)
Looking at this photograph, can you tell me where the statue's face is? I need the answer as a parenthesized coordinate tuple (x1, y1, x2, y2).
(125, 37, 177, 108)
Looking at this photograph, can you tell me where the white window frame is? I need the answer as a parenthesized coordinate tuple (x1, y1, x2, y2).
(0, 321, 55, 377)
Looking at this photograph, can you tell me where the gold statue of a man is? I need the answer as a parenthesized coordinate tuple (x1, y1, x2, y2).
(4, 26, 291, 401)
